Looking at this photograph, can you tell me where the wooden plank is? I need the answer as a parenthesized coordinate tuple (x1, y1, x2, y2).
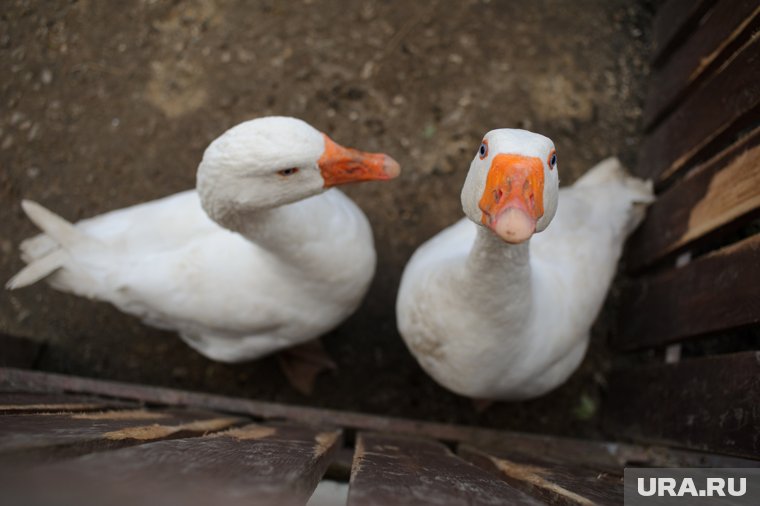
(0, 408, 242, 464)
(0, 334, 42, 369)
(0, 392, 137, 414)
(616, 235, 760, 350)
(348, 433, 542, 506)
(651, 0, 716, 66)
(2, 368, 758, 469)
(3, 423, 341, 506)
(627, 127, 760, 270)
(644, 0, 760, 129)
(459, 445, 623, 506)
(0, 369, 633, 470)
(604, 351, 760, 459)
(637, 33, 760, 184)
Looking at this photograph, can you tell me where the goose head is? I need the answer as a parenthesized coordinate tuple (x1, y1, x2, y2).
(461, 129, 559, 243)
(197, 116, 400, 220)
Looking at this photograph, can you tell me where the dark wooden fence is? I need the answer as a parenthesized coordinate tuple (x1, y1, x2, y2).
(602, 0, 760, 461)
(0, 1, 758, 504)
(2, 367, 757, 506)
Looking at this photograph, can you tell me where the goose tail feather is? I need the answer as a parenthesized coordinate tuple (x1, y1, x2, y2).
(6, 250, 67, 289)
(7, 200, 98, 290)
(20, 200, 89, 249)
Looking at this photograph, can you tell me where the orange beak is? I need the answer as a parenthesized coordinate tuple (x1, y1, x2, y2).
(318, 134, 401, 188)
(479, 154, 545, 243)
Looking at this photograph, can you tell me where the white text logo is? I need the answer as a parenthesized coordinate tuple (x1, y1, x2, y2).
(637, 477, 747, 497)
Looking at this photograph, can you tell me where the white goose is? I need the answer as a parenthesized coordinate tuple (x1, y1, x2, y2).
(8, 116, 400, 392)
(396, 129, 652, 401)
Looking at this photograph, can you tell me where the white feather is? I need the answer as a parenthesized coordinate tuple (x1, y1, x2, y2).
(6, 249, 67, 290)
(8, 117, 382, 364)
(397, 142, 653, 400)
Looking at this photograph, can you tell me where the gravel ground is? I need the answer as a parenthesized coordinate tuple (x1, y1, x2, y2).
(0, 0, 653, 438)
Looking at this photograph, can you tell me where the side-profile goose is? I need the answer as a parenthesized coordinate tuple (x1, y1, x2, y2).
(396, 129, 652, 401)
(8, 116, 400, 393)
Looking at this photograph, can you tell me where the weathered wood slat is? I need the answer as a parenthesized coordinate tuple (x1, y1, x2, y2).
(616, 234, 760, 350)
(2, 367, 758, 469)
(459, 445, 623, 506)
(644, 0, 760, 129)
(347, 433, 543, 506)
(627, 127, 760, 270)
(651, 0, 716, 66)
(604, 351, 760, 458)
(0, 408, 242, 464)
(3, 423, 341, 506)
(637, 33, 760, 184)
(0, 392, 136, 414)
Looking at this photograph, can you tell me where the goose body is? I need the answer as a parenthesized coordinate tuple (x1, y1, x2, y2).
(397, 131, 652, 400)
(9, 117, 400, 364)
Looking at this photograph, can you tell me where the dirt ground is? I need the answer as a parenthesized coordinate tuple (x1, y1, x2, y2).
(1, 0, 653, 438)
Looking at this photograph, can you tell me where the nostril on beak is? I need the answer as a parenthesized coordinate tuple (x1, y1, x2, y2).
(494, 189, 503, 203)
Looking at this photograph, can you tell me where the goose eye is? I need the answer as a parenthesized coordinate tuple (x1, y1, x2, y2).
(548, 150, 557, 170)
(478, 140, 488, 159)
(277, 168, 299, 177)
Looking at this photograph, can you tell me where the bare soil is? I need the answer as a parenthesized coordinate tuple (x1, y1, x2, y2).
(1, 0, 653, 438)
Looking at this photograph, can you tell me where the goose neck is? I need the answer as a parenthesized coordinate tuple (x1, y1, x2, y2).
(460, 226, 533, 315)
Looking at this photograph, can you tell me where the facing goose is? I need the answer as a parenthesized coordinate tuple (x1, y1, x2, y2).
(8, 116, 400, 391)
(396, 129, 652, 401)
